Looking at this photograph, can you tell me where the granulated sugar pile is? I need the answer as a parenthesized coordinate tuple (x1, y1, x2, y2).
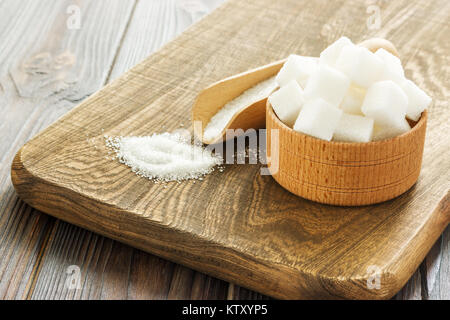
(203, 76, 277, 141)
(105, 132, 223, 182)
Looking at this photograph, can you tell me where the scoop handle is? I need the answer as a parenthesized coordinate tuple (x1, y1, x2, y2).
(358, 38, 400, 57)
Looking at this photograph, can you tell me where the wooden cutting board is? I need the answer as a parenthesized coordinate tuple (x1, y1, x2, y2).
(11, 0, 449, 299)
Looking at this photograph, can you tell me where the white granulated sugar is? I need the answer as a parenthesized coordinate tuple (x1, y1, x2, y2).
(203, 76, 277, 141)
(105, 132, 223, 182)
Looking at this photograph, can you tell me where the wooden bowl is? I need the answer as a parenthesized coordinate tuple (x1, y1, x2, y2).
(266, 102, 427, 206)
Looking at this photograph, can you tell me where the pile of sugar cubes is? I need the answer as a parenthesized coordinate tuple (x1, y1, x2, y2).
(268, 37, 431, 142)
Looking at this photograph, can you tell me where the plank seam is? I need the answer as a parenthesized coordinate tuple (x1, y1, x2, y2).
(104, 0, 139, 85)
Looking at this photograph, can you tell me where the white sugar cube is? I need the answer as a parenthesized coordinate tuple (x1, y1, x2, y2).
(293, 98, 343, 141)
(304, 64, 350, 107)
(372, 119, 411, 141)
(276, 55, 318, 88)
(268, 80, 304, 127)
(400, 79, 431, 121)
(340, 85, 366, 115)
(361, 80, 408, 127)
(333, 113, 374, 143)
(319, 36, 354, 67)
(335, 46, 384, 88)
(375, 48, 404, 83)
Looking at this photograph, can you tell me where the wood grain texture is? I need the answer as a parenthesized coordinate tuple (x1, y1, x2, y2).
(9, 0, 450, 299)
(424, 227, 450, 299)
(1, 0, 448, 300)
(108, 0, 225, 81)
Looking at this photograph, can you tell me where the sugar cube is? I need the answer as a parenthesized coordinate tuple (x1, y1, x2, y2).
(375, 48, 404, 83)
(335, 45, 384, 88)
(319, 36, 354, 67)
(293, 98, 343, 141)
(372, 119, 411, 141)
(304, 64, 351, 107)
(361, 80, 408, 127)
(340, 85, 366, 115)
(268, 80, 304, 127)
(333, 113, 374, 143)
(276, 55, 318, 88)
(400, 79, 431, 121)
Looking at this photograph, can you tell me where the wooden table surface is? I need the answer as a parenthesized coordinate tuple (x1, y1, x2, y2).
(0, 0, 448, 300)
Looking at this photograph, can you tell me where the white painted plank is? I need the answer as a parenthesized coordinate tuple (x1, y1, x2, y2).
(395, 270, 423, 300)
(427, 227, 450, 299)
(0, 0, 136, 299)
(0, 0, 136, 163)
(108, 0, 226, 80)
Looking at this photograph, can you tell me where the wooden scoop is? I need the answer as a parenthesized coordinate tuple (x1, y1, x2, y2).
(191, 58, 286, 145)
(192, 38, 399, 145)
